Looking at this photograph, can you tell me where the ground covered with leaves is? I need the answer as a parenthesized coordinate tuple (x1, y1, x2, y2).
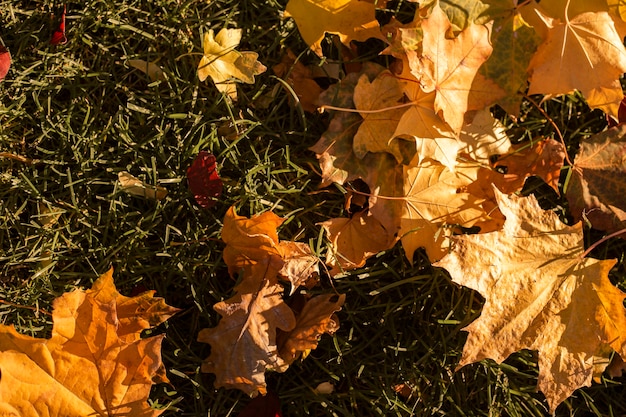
(2, 0, 626, 416)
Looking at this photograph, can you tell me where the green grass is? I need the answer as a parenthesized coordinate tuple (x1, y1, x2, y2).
(2, 0, 626, 416)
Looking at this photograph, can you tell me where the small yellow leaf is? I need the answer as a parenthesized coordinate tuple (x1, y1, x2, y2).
(198, 28, 267, 100)
(118, 171, 168, 201)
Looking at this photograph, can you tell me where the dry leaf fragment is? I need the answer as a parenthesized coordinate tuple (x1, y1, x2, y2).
(198, 28, 267, 100)
(284, 0, 385, 57)
(118, 171, 168, 200)
(0, 268, 179, 416)
(434, 189, 626, 413)
(128, 59, 165, 82)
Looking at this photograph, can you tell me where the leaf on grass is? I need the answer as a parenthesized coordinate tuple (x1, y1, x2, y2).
(278, 241, 320, 294)
(0, 268, 179, 416)
(201, 207, 333, 395)
(0, 46, 10, 81)
(566, 125, 626, 232)
(278, 293, 345, 365)
(187, 151, 223, 208)
(434, 189, 626, 413)
(459, 109, 511, 165)
(198, 258, 296, 396)
(198, 28, 267, 100)
(526, 6, 626, 117)
(284, 0, 385, 57)
(320, 211, 396, 276)
(50, 4, 67, 46)
(128, 59, 165, 82)
(118, 171, 168, 200)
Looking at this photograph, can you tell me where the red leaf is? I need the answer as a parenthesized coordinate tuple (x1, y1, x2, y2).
(50, 4, 67, 45)
(0, 46, 10, 81)
(237, 391, 283, 417)
(186, 151, 223, 208)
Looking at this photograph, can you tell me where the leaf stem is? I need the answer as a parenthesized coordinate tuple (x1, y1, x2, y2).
(581, 228, 626, 259)
(523, 94, 573, 166)
(319, 101, 417, 114)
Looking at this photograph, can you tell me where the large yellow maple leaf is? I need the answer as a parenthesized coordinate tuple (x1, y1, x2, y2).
(434, 189, 626, 413)
(525, 5, 626, 117)
(409, 2, 493, 134)
(0, 268, 179, 416)
(198, 28, 267, 100)
(284, 0, 385, 57)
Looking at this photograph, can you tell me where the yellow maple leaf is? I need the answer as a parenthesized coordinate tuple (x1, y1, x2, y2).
(525, 5, 626, 117)
(284, 0, 385, 57)
(0, 268, 179, 416)
(197, 28, 267, 100)
(409, 2, 493, 134)
(434, 189, 626, 413)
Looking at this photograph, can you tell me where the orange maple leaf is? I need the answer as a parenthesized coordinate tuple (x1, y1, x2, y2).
(435, 189, 626, 413)
(0, 268, 179, 416)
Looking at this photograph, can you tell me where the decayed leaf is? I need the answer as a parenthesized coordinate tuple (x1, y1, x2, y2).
(198, 28, 267, 100)
(320, 211, 396, 276)
(278, 293, 345, 365)
(409, 3, 493, 133)
(198, 258, 297, 396)
(187, 151, 223, 208)
(0, 46, 10, 81)
(434, 190, 626, 413)
(118, 171, 168, 200)
(566, 125, 626, 232)
(0, 268, 179, 416)
(128, 59, 165, 82)
(526, 6, 626, 117)
(284, 0, 385, 57)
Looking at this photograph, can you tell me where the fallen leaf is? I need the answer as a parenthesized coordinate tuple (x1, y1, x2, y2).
(0, 268, 178, 416)
(526, 6, 626, 117)
(278, 241, 320, 294)
(434, 189, 626, 413)
(0, 46, 10, 81)
(313, 381, 335, 394)
(409, 3, 493, 133)
(566, 125, 626, 232)
(284, 0, 385, 57)
(277, 293, 345, 365)
(198, 28, 267, 100)
(118, 171, 168, 200)
(50, 4, 67, 45)
(320, 211, 396, 275)
(352, 70, 406, 161)
(491, 137, 565, 193)
(128, 59, 165, 82)
(198, 258, 296, 396)
(186, 151, 223, 208)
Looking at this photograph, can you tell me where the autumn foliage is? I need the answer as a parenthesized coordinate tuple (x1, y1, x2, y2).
(3, 0, 626, 415)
